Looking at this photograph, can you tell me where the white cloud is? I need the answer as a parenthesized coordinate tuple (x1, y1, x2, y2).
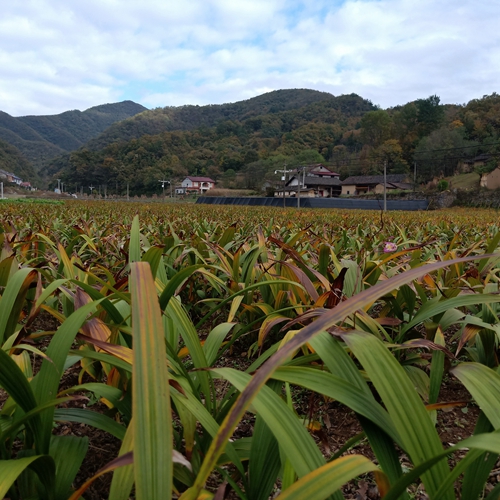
(0, 0, 499, 116)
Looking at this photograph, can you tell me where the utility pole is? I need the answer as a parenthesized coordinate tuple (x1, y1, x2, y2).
(56, 179, 61, 192)
(297, 166, 306, 208)
(414, 161, 417, 192)
(274, 164, 289, 208)
(159, 179, 170, 201)
(89, 185, 95, 197)
(127, 182, 129, 201)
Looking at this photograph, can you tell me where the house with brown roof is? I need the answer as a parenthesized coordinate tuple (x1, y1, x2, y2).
(341, 174, 411, 196)
(179, 176, 216, 194)
(277, 164, 342, 198)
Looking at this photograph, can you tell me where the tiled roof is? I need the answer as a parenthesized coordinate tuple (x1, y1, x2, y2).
(287, 175, 341, 187)
(303, 176, 341, 186)
(185, 176, 215, 182)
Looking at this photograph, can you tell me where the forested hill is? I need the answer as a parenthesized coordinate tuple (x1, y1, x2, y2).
(0, 139, 38, 182)
(45, 90, 500, 196)
(85, 89, 350, 150)
(0, 101, 147, 169)
(43, 91, 377, 190)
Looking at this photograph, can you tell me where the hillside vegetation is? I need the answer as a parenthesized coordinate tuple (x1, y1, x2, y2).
(0, 138, 39, 183)
(0, 100, 147, 171)
(2, 89, 500, 194)
(45, 91, 500, 195)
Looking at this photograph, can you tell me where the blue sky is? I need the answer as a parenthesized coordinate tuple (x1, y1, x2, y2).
(1, 0, 499, 116)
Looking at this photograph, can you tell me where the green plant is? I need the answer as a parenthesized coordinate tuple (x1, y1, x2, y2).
(437, 179, 449, 191)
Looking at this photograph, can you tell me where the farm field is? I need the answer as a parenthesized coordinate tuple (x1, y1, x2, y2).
(1, 200, 500, 499)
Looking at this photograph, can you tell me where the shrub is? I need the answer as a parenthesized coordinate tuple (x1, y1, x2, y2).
(437, 179, 449, 191)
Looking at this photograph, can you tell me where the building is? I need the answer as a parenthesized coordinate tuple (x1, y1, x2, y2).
(180, 176, 216, 194)
(480, 167, 500, 189)
(0, 169, 22, 185)
(341, 174, 411, 196)
(276, 164, 342, 198)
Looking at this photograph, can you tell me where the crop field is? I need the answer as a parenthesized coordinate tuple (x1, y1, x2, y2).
(1, 200, 500, 500)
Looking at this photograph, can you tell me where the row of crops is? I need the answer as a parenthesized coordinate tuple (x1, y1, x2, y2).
(1, 200, 500, 499)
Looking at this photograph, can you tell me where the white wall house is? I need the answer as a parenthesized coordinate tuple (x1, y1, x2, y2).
(180, 176, 215, 194)
(0, 169, 22, 185)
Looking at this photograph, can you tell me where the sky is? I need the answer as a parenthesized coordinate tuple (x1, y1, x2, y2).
(1, 0, 499, 117)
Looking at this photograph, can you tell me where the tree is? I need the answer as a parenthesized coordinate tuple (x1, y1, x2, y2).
(360, 110, 392, 148)
(414, 126, 479, 180)
(294, 149, 325, 165)
(416, 95, 444, 138)
(370, 140, 409, 174)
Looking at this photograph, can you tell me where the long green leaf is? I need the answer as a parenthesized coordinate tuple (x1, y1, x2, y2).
(158, 264, 203, 309)
(166, 297, 213, 411)
(129, 214, 141, 264)
(203, 322, 236, 366)
(461, 411, 497, 500)
(271, 366, 399, 445)
(342, 331, 452, 499)
(50, 435, 88, 500)
(0, 455, 55, 500)
(54, 408, 126, 440)
(383, 432, 500, 500)
(212, 368, 326, 478)
(276, 455, 378, 500)
(170, 382, 244, 476)
(130, 262, 172, 499)
(451, 362, 500, 428)
(0, 267, 36, 344)
(31, 298, 105, 454)
(181, 253, 498, 499)
(401, 294, 500, 336)
(0, 348, 38, 414)
(248, 414, 281, 500)
(109, 421, 135, 500)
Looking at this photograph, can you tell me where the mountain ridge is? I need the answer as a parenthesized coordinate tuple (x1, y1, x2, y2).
(0, 100, 147, 171)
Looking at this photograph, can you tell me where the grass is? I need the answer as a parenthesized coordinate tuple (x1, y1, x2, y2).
(0, 197, 64, 204)
(444, 172, 480, 189)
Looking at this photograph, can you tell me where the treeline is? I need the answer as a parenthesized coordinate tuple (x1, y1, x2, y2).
(45, 91, 500, 194)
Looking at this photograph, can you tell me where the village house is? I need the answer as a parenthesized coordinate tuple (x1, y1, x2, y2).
(276, 164, 342, 198)
(480, 166, 500, 189)
(0, 169, 23, 185)
(457, 153, 500, 189)
(341, 174, 412, 196)
(460, 154, 492, 173)
(178, 176, 216, 195)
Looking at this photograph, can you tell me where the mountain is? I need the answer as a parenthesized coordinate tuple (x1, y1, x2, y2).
(0, 101, 147, 170)
(43, 90, 378, 193)
(19, 88, 499, 196)
(85, 89, 340, 150)
(0, 139, 39, 183)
